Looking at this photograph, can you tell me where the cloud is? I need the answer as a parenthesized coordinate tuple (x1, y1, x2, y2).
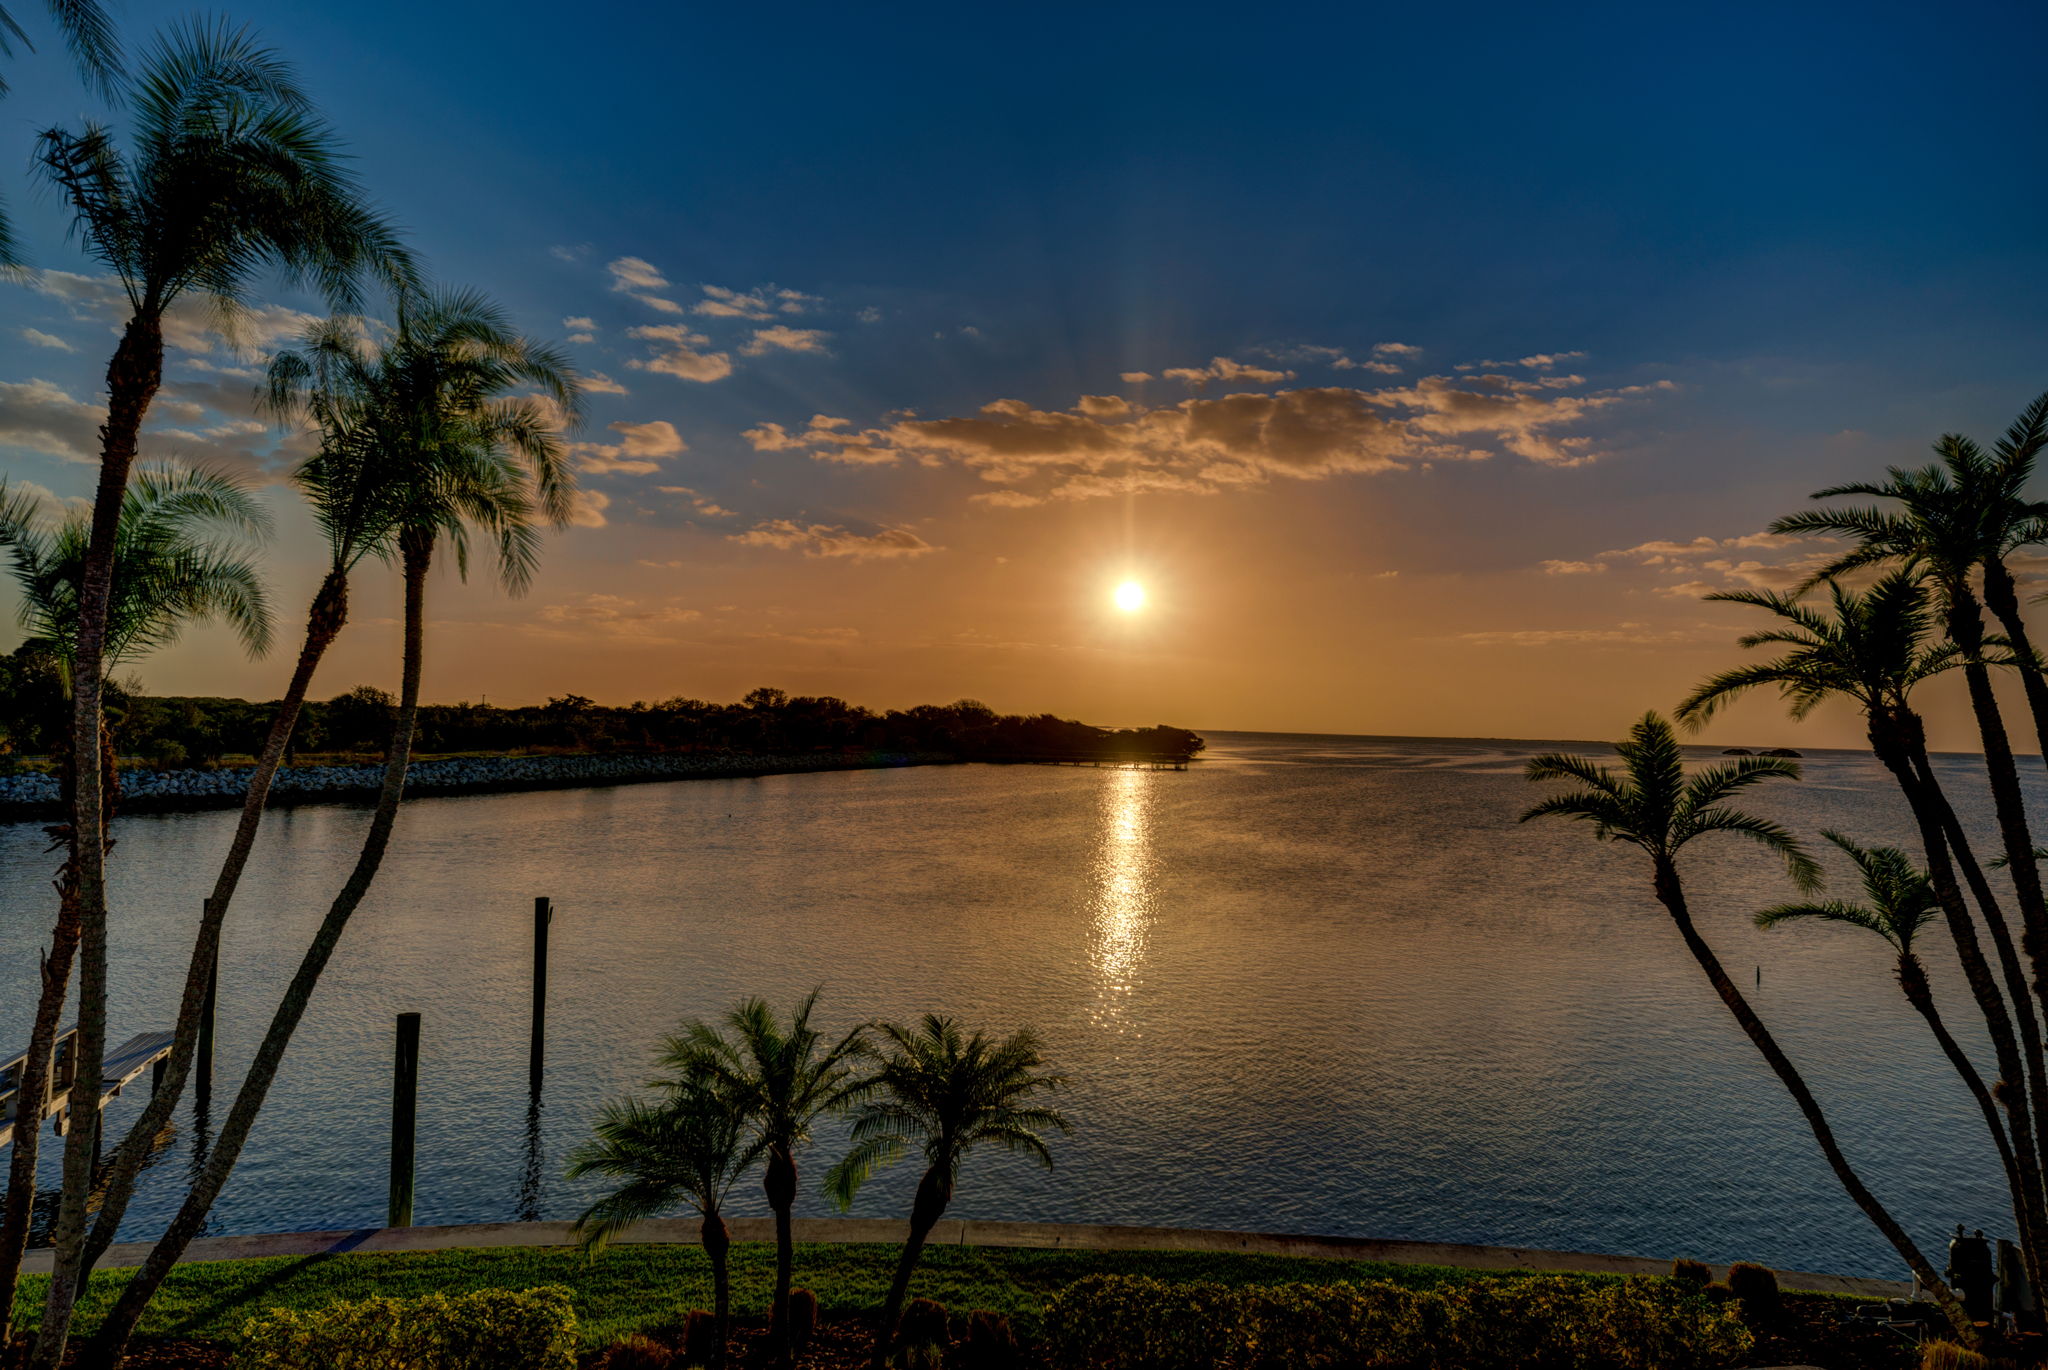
(607, 257, 668, 292)
(1573, 529, 1837, 597)
(0, 378, 107, 461)
(1162, 356, 1295, 388)
(655, 484, 736, 518)
(696, 285, 818, 320)
(20, 328, 74, 352)
(1455, 624, 1713, 648)
(1119, 371, 1154, 383)
(626, 325, 733, 383)
(758, 366, 1671, 506)
(856, 306, 884, 323)
(16, 270, 317, 356)
(740, 325, 830, 356)
(537, 593, 703, 637)
(581, 372, 629, 396)
(1539, 559, 1607, 575)
(1458, 351, 1588, 372)
(731, 519, 937, 560)
(568, 489, 612, 527)
(566, 419, 686, 474)
(564, 316, 597, 331)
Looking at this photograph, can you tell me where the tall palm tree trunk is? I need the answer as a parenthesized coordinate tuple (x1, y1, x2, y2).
(29, 311, 163, 1370)
(1878, 722, 2048, 1297)
(86, 547, 424, 1368)
(1649, 857, 1966, 1328)
(1978, 558, 2048, 769)
(0, 896, 81, 1335)
(764, 1146, 797, 1365)
(77, 570, 350, 1275)
(702, 1210, 731, 1368)
(1948, 595, 2048, 996)
(870, 1166, 951, 1370)
(1896, 952, 2027, 1235)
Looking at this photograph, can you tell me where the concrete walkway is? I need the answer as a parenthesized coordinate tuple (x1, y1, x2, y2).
(22, 1217, 1913, 1299)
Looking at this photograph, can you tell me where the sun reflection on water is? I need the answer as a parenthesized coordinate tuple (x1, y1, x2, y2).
(1088, 767, 1156, 1030)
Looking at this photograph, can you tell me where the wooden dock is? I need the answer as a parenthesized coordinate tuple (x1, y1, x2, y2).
(0, 1027, 175, 1149)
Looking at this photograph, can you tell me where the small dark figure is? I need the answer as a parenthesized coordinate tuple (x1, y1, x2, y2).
(1947, 1224, 1998, 1324)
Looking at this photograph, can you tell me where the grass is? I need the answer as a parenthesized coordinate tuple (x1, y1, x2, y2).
(12, 1243, 1495, 1348)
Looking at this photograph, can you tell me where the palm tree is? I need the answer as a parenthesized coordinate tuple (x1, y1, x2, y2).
(0, 464, 271, 1335)
(0, 0, 121, 265)
(568, 1076, 762, 1365)
(25, 25, 412, 1361)
(825, 1016, 1069, 1370)
(1755, 833, 2023, 1231)
(1678, 574, 2048, 1290)
(1770, 441, 2048, 1046)
(84, 288, 575, 1366)
(77, 295, 573, 1288)
(1521, 713, 1964, 1326)
(670, 993, 866, 1365)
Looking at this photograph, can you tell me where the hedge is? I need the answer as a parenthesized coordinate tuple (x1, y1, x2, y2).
(237, 1285, 578, 1370)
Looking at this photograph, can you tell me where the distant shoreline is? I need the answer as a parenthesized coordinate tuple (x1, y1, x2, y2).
(0, 750, 961, 824)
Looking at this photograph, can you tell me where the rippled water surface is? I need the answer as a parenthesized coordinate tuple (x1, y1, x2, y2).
(2, 731, 2036, 1277)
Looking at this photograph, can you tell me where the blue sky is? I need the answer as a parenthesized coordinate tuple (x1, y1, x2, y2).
(1, 0, 2046, 742)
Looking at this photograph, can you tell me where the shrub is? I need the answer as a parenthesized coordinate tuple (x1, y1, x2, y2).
(680, 1310, 720, 1367)
(1922, 1342, 1993, 1370)
(239, 1285, 577, 1370)
(1669, 1258, 1711, 1287)
(1724, 1262, 1781, 1327)
(789, 1287, 819, 1348)
(959, 1311, 1021, 1370)
(600, 1336, 674, 1370)
(1040, 1272, 1750, 1370)
(897, 1298, 952, 1369)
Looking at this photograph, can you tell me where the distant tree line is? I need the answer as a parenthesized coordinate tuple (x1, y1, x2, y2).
(0, 654, 1204, 769)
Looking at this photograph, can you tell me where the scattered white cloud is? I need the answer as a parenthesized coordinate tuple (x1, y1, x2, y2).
(1458, 351, 1587, 372)
(655, 485, 736, 518)
(741, 325, 830, 357)
(1119, 371, 1154, 383)
(0, 378, 107, 461)
(566, 419, 686, 474)
(626, 325, 733, 383)
(696, 285, 818, 320)
(581, 372, 629, 395)
(15, 270, 317, 356)
(731, 519, 937, 560)
(1162, 356, 1294, 388)
(20, 328, 73, 352)
(1539, 559, 1607, 575)
(536, 593, 704, 638)
(568, 489, 612, 527)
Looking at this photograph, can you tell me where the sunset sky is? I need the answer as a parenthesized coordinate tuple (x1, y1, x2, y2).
(3, 0, 2047, 749)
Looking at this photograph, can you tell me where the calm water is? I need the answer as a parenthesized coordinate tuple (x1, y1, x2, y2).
(0, 731, 2035, 1277)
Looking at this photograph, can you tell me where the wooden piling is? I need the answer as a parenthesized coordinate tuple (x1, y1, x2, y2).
(388, 1011, 420, 1228)
(529, 897, 552, 1095)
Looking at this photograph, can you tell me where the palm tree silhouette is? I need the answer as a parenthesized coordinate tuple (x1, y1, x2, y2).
(826, 1016, 1070, 1370)
(24, 26, 413, 1359)
(671, 993, 865, 1366)
(1756, 833, 2023, 1227)
(0, 463, 271, 1333)
(1679, 574, 2048, 1291)
(87, 287, 578, 1363)
(79, 289, 579, 1306)
(1522, 713, 1961, 1321)
(0, 0, 120, 263)
(569, 1076, 762, 1365)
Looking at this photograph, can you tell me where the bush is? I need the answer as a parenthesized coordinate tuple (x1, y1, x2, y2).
(680, 1310, 720, 1367)
(897, 1298, 952, 1369)
(600, 1335, 674, 1370)
(1724, 1262, 1780, 1327)
(1668, 1258, 1711, 1287)
(239, 1285, 577, 1370)
(1039, 1273, 1750, 1370)
(959, 1311, 1021, 1370)
(789, 1287, 819, 1348)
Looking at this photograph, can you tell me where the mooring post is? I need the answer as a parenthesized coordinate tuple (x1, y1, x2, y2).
(196, 926, 218, 1100)
(388, 1011, 420, 1228)
(529, 897, 552, 1095)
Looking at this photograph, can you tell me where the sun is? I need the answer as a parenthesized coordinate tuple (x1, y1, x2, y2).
(1113, 579, 1147, 614)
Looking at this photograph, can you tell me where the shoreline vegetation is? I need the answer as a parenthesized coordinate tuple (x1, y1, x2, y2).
(0, 683, 1206, 823)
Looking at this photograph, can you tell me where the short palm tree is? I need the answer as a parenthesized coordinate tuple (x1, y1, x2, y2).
(1756, 833, 2021, 1216)
(671, 993, 865, 1365)
(26, 26, 412, 1361)
(1522, 713, 1963, 1324)
(0, 464, 270, 1331)
(88, 289, 579, 1364)
(569, 1076, 762, 1364)
(826, 1016, 1069, 1369)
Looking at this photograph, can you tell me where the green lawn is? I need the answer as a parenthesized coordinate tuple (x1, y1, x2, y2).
(13, 1243, 1494, 1348)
